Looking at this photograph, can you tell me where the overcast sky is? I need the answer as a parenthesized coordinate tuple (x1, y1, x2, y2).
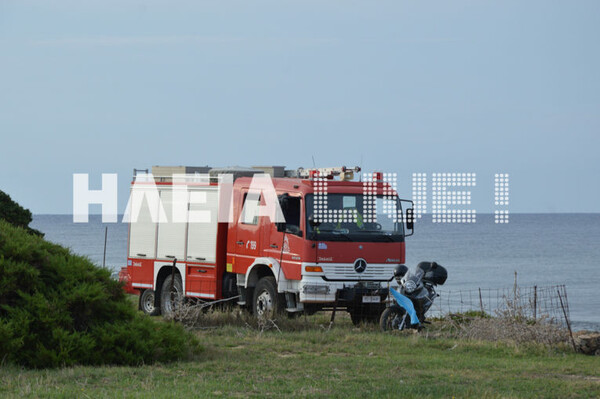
(1, 0, 599, 214)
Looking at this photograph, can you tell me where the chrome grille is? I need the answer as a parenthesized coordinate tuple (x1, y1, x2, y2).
(321, 263, 394, 280)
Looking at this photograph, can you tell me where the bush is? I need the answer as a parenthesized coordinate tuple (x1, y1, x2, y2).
(0, 220, 201, 368)
(0, 190, 43, 236)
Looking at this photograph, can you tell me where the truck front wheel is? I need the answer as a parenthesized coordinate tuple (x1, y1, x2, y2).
(252, 276, 284, 319)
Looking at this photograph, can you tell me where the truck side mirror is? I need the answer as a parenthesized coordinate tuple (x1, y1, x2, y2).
(406, 208, 414, 232)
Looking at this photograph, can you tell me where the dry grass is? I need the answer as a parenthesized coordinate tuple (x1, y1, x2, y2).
(453, 315, 569, 346)
(164, 286, 584, 355)
(164, 299, 363, 333)
(423, 285, 574, 348)
(168, 298, 573, 350)
(429, 307, 571, 348)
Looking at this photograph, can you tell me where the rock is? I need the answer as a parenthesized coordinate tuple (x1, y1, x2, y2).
(574, 331, 600, 355)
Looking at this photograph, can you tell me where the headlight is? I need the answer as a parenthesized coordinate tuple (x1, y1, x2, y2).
(404, 280, 417, 294)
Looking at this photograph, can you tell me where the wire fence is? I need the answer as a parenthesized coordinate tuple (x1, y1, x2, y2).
(431, 284, 571, 327)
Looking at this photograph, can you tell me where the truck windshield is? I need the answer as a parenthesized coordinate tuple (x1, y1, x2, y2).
(305, 194, 405, 242)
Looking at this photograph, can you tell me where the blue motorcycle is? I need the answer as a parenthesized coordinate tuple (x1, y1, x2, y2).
(380, 262, 447, 331)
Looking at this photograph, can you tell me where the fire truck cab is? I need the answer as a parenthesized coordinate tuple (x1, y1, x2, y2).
(123, 165, 414, 324)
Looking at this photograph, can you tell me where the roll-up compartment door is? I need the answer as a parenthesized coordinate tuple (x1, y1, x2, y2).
(157, 189, 187, 260)
(128, 188, 159, 259)
(186, 188, 218, 263)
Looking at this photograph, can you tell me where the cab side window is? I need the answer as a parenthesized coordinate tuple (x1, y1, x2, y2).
(278, 194, 301, 236)
(241, 193, 261, 225)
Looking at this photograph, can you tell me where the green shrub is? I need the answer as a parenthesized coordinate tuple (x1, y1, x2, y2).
(0, 220, 201, 368)
(0, 190, 43, 236)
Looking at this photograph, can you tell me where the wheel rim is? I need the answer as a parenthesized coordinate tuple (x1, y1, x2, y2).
(143, 292, 155, 312)
(256, 289, 273, 318)
(387, 309, 405, 330)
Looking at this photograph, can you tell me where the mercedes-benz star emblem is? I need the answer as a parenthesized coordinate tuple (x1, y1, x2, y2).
(354, 258, 367, 273)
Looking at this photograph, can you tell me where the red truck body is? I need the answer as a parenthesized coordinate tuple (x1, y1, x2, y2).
(122, 166, 412, 320)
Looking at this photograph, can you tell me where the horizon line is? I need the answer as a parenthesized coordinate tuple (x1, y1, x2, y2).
(32, 212, 600, 216)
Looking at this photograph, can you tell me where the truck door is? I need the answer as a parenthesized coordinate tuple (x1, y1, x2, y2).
(232, 191, 262, 273)
(264, 193, 303, 281)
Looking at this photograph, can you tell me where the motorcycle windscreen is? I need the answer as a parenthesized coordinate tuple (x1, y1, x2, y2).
(390, 288, 420, 326)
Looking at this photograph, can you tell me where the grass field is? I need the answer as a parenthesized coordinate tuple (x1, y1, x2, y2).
(1, 312, 599, 398)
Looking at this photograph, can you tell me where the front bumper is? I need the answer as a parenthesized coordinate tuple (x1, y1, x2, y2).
(299, 275, 395, 303)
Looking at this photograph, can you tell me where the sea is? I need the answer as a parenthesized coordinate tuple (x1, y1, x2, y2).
(31, 213, 600, 331)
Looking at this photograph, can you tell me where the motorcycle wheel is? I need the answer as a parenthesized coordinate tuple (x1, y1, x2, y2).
(380, 305, 410, 331)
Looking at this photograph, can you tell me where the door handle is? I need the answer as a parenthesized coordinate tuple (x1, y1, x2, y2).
(236, 241, 244, 245)
(197, 269, 207, 273)
(270, 244, 278, 248)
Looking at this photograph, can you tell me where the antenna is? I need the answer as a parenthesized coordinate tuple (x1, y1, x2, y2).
(359, 154, 363, 182)
(311, 155, 316, 168)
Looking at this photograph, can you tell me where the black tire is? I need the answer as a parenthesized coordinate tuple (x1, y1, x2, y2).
(349, 306, 383, 326)
(139, 289, 160, 316)
(252, 276, 284, 319)
(380, 305, 410, 331)
(160, 274, 183, 317)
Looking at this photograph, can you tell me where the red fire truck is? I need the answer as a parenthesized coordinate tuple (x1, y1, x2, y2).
(121, 165, 414, 324)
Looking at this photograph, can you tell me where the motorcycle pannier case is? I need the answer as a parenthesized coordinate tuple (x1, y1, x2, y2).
(417, 262, 448, 286)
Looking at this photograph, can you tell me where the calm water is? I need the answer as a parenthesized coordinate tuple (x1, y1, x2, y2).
(31, 214, 600, 330)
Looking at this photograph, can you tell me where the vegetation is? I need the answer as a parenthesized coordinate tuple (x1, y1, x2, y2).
(0, 190, 43, 236)
(0, 313, 599, 398)
(0, 192, 596, 395)
(0, 220, 200, 368)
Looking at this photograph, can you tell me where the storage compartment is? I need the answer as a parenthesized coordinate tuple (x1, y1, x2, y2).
(156, 190, 186, 260)
(128, 188, 159, 259)
(186, 188, 219, 263)
(186, 264, 217, 297)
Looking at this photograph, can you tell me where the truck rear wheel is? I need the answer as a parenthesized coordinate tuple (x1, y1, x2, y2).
(252, 276, 284, 320)
(160, 274, 183, 317)
(139, 289, 160, 316)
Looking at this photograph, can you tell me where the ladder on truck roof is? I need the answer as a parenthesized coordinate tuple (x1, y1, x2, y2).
(296, 166, 361, 181)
